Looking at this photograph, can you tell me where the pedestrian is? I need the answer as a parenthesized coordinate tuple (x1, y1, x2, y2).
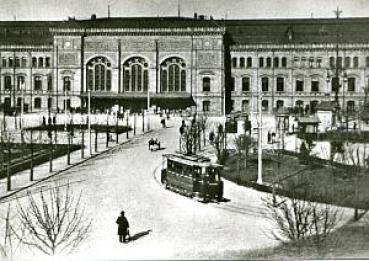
(267, 131, 271, 143)
(116, 211, 130, 243)
(42, 116, 46, 126)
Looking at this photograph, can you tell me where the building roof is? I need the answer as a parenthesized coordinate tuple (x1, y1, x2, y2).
(1, 16, 369, 46)
(225, 17, 369, 45)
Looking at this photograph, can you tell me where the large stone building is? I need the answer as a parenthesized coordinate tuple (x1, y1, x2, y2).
(1, 15, 369, 116)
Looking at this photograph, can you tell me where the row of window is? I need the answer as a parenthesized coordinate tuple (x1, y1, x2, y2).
(2, 97, 70, 110)
(232, 56, 369, 69)
(2, 75, 71, 92)
(228, 76, 358, 92)
(224, 99, 357, 113)
(1, 56, 52, 68)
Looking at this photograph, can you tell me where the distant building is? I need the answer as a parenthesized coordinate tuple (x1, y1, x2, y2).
(0, 15, 369, 116)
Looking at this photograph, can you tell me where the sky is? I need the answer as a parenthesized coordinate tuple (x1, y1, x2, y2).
(0, 0, 368, 21)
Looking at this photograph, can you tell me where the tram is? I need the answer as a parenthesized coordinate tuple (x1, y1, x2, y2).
(161, 153, 224, 202)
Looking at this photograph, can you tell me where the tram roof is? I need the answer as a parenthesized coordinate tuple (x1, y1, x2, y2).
(163, 153, 222, 168)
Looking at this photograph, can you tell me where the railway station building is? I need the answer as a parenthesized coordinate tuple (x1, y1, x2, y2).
(0, 15, 369, 116)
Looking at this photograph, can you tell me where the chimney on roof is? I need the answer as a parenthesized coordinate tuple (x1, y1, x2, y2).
(199, 15, 205, 20)
(194, 12, 198, 19)
(91, 14, 97, 20)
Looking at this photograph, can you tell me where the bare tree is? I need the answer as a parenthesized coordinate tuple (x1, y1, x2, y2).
(344, 144, 369, 221)
(264, 178, 341, 255)
(0, 204, 24, 258)
(16, 183, 92, 255)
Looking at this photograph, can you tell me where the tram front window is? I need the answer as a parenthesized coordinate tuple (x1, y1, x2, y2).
(207, 167, 219, 182)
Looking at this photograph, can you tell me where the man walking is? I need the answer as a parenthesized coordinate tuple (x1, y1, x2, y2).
(116, 211, 130, 243)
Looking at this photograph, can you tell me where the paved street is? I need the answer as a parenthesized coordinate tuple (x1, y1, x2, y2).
(0, 116, 277, 260)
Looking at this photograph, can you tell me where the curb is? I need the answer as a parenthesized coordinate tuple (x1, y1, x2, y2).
(0, 129, 156, 201)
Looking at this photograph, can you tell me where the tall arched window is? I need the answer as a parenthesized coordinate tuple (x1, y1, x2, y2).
(123, 57, 148, 92)
(86, 56, 112, 92)
(160, 57, 186, 92)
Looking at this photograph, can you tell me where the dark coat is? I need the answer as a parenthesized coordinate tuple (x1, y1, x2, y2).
(116, 216, 129, 235)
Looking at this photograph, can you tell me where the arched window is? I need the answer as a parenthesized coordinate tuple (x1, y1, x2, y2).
(38, 57, 44, 68)
(34, 76, 42, 91)
(310, 100, 319, 113)
(240, 57, 245, 68)
(344, 57, 351, 68)
(266, 57, 272, 67)
(242, 77, 250, 92)
(86, 56, 112, 92)
(277, 77, 284, 92)
(63, 76, 71, 92)
(160, 57, 186, 92)
(4, 76, 11, 90)
(259, 57, 264, 67)
(232, 57, 237, 68)
(262, 100, 269, 111)
(273, 57, 279, 68)
(17, 76, 25, 90)
(262, 77, 269, 92)
(34, 97, 42, 109)
(32, 57, 37, 67)
(242, 100, 249, 112)
(281, 57, 287, 68)
(276, 100, 284, 109)
(123, 57, 148, 92)
(347, 100, 355, 112)
(21, 57, 27, 68)
(47, 75, 53, 91)
(247, 57, 252, 67)
(353, 57, 359, 68)
(296, 100, 304, 107)
(202, 77, 211, 92)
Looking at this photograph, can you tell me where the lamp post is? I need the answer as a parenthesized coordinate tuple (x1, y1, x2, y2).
(257, 92, 263, 185)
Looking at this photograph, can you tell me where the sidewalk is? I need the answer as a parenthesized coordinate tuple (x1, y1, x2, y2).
(0, 113, 163, 200)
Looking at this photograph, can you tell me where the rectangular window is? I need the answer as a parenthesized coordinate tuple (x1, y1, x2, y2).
(242, 77, 250, 92)
(353, 57, 359, 68)
(247, 57, 252, 67)
(332, 77, 339, 92)
(337, 56, 343, 69)
(311, 80, 319, 92)
(15, 57, 20, 68)
(242, 100, 249, 112)
(2, 58, 7, 68)
(317, 58, 322, 68)
(21, 57, 27, 68)
(300, 57, 306, 68)
(46, 57, 51, 68)
(281, 57, 287, 68)
(276, 77, 284, 92)
(4, 76, 11, 90)
(293, 57, 299, 67)
(203, 77, 211, 92)
(309, 57, 314, 68)
(259, 57, 264, 68)
(203, 101, 210, 112)
(348, 77, 355, 92)
(262, 77, 269, 92)
(296, 80, 304, 92)
(8, 58, 13, 68)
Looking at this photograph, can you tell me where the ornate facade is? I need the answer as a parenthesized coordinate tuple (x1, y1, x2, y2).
(1, 16, 369, 116)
